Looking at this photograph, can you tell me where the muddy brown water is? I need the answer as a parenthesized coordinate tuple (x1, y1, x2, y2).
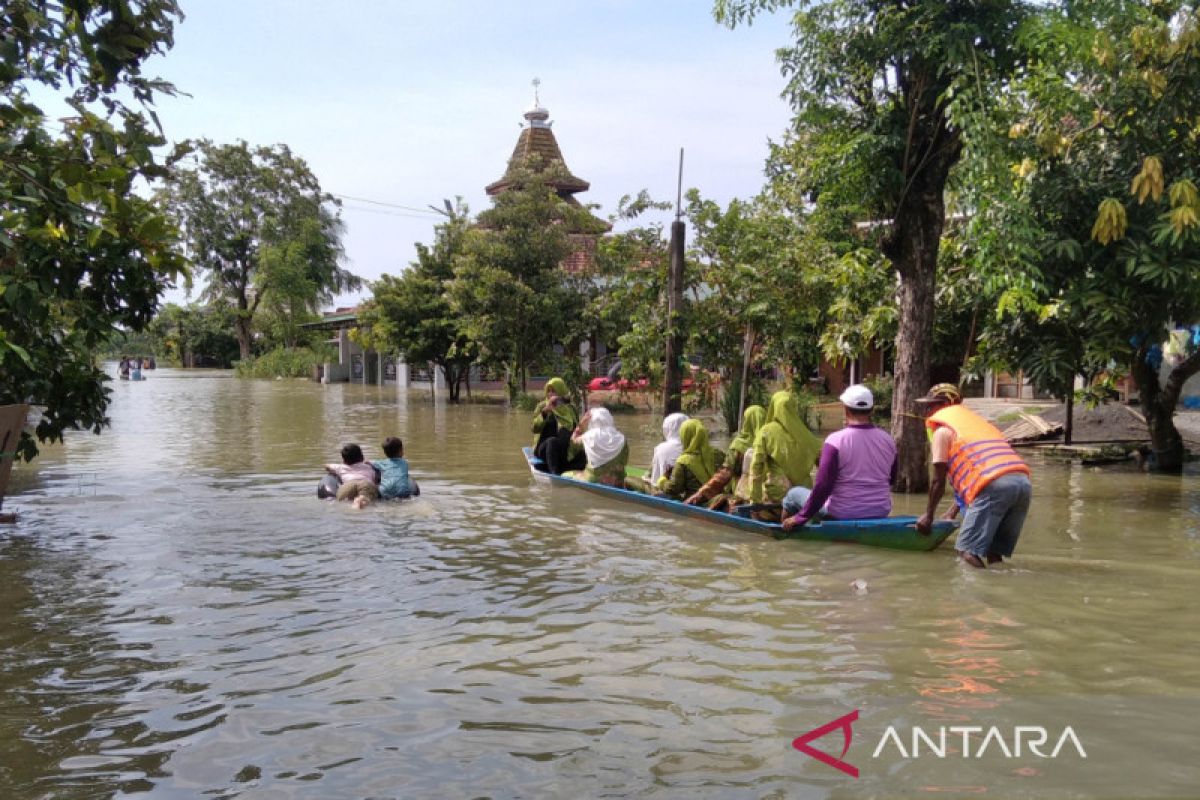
(2, 370, 1198, 798)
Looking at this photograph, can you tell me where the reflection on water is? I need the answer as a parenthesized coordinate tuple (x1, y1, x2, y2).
(1, 369, 1198, 798)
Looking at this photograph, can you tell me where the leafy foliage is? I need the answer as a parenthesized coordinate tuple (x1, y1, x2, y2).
(447, 168, 597, 398)
(357, 200, 477, 401)
(147, 303, 240, 368)
(716, 0, 1034, 491)
(0, 0, 187, 460)
(165, 140, 358, 359)
(964, 0, 1200, 469)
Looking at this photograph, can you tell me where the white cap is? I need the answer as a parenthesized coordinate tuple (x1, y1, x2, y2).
(839, 384, 874, 410)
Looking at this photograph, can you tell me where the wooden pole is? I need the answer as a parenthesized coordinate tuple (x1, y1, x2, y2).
(663, 149, 686, 416)
(738, 324, 754, 424)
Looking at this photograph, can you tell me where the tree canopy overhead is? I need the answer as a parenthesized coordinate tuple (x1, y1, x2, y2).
(1, 0, 187, 460)
(716, 0, 1034, 490)
(964, 0, 1200, 470)
(166, 139, 358, 360)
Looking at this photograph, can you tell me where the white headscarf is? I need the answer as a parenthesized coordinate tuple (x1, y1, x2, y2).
(649, 412, 689, 484)
(581, 407, 626, 468)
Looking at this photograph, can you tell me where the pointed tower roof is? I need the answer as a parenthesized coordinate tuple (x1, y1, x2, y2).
(486, 82, 591, 197)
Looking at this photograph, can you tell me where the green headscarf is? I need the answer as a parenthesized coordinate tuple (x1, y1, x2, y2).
(675, 419, 718, 483)
(542, 377, 578, 431)
(755, 390, 822, 486)
(728, 404, 766, 457)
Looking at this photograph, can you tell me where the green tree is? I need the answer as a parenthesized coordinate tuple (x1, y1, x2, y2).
(448, 168, 602, 399)
(716, 0, 1033, 491)
(358, 200, 477, 401)
(966, 0, 1200, 471)
(148, 303, 240, 368)
(166, 140, 359, 360)
(0, 0, 187, 460)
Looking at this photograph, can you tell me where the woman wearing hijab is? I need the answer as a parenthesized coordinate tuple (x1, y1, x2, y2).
(684, 404, 766, 510)
(532, 377, 586, 475)
(748, 391, 822, 520)
(649, 412, 689, 490)
(565, 407, 630, 486)
(662, 419, 724, 501)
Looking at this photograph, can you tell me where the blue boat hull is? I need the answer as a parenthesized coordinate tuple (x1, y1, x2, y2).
(524, 447, 954, 551)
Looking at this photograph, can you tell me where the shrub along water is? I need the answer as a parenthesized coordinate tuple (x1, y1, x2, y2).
(234, 348, 331, 379)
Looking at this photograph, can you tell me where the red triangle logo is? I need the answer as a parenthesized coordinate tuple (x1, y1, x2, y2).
(792, 710, 859, 778)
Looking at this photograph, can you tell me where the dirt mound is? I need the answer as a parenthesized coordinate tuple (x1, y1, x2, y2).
(1028, 402, 1148, 442)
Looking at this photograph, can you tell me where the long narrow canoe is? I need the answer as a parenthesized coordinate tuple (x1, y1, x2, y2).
(523, 447, 955, 552)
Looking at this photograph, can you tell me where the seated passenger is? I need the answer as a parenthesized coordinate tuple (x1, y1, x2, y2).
(662, 419, 724, 501)
(649, 412, 689, 491)
(748, 390, 823, 521)
(564, 407, 629, 486)
(782, 385, 896, 531)
(531, 377, 586, 475)
(685, 404, 765, 509)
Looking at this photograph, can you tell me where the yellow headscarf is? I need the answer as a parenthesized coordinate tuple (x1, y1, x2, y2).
(675, 419, 718, 483)
(728, 404, 766, 457)
(754, 390, 821, 486)
(541, 377, 578, 430)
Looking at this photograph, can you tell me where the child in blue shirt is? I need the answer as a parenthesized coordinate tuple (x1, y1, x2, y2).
(373, 437, 417, 499)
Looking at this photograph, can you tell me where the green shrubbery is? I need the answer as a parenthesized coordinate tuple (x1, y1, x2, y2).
(234, 347, 330, 379)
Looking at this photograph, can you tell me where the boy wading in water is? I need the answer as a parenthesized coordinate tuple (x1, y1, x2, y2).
(325, 444, 380, 508)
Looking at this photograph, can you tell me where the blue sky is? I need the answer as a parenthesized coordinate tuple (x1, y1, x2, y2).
(146, 1, 795, 307)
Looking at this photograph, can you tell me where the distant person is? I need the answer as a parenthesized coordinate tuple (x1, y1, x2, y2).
(662, 420, 724, 501)
(565, 407, 629, 487)
(373, 436, 418, 499)
(531, 377, 586, 475)
(915, 383, 1032, 568)
(130, 357, 142, 381)
(782, 385, 897, 531)
(747, 391, 822, 521)
(118, 356, 130, 379)
(648, 412, 688, 490)
(684, 404, 766, 510)
(324, 443, 380, 508)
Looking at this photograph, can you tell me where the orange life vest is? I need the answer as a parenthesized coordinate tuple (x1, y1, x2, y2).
(927, 405, 1030, 505)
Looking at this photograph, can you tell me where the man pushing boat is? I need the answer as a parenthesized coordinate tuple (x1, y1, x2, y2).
(915, 383, 1033, 568)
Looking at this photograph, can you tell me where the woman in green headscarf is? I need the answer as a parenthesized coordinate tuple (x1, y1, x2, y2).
(684, 404, 766, 509)
(662, 419, 724, 501)
(748, 391, 822, 517)
(532, 377, 586, 474)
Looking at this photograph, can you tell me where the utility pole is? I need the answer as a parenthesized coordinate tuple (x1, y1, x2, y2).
(663, 148, 685, 416)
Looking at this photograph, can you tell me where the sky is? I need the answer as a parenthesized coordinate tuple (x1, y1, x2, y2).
(141, 1, 796, 308)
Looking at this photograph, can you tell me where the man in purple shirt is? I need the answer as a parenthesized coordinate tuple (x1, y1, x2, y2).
(781, 384, 897, 531)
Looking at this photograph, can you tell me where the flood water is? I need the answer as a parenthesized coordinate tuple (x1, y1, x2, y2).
(2, 370, 1198, 799)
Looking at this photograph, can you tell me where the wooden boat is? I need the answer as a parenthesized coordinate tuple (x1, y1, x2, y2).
(524, 447, 955, 552)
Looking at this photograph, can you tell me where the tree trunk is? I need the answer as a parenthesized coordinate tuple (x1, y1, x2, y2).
(1064, 391, 1074, 446)
(1131, 345, 1200, 473)
(235, 317, 252, 360)
(882, 86, 960, 493)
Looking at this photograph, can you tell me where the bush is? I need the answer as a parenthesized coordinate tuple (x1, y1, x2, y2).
(864, 374, 894, 422)
(514, 392, 541, 412)
(234, 347, 328, 379)
(719, 372, 770, 433)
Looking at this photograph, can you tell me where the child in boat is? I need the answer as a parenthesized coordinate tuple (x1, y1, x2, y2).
(325, 443, 379, 507)
(662, 420, 725, 501)
(564, 407, 629, 487)
(372, 436, 417, 499)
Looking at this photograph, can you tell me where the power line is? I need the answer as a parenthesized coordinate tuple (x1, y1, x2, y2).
(330, 192, 443, 216)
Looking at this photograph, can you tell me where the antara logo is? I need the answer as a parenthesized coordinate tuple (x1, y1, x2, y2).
(792, 710, 860, 778)
(793, 711, 1087, 778)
